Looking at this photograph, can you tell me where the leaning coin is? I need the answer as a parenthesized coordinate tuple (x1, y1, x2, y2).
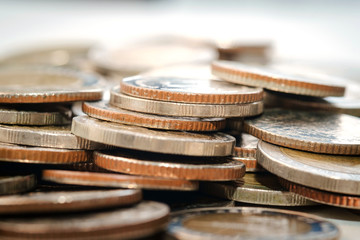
(257, 140, 360, 195)
(168, 207, 339, 240)
(94, 151, 245, 181)
(212, 60, 345, 97)
(42, 170, 198, 191)
(0, 175, 36, 195)
(200, 173, 314, 206)
(245, 109, 360, 155)
(0, 201, 169, 240)
(0, 189, 142, 214)
(110, 87, 263, 118)
(0, 66, 103, 103)
(82, 101, 226, 131)
(72, 116, 235, 156)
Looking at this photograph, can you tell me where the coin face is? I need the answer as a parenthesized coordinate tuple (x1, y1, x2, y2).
(245, 109, 360, 155)
(257, 140, 360, 195)
(168, 207, 339, 240)
(0, 174, 36, 195)
(212, 60, 345, 97)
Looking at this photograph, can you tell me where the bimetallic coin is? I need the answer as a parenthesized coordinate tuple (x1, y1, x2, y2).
(0, 189, 142, 214)
(233, 157, 264, 172)
(200, 173, 314, 206)
(233, 133, 258, 159)
(212, 60, 345, 97)
(245, 109, 360, 155)
(82, 101, 226, 132)
(43, 170, 198, 191)
(72, 116, 235, 156)
(0, 175, 36, 195)
(110, 87, 263, 118)
(257, 141, 360, 195)
(94, 151, 245, 181)
(168, 207, 339, 240)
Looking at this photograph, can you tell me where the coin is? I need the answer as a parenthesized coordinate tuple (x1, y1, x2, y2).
(0, 142, 90, 164)
(0, 201, 169, 239)
(0, 175, 36, 195)
(42, 170, 198, 191)
(120, 76, 263, 104)
(200, 173, 314, 206)
(233, 157, 264, 172)
(168, 207, 339, 240)
(0, 66, 104, 103)
(72, 116, 235, 156)
(233, 133, 258, 159)
(257, 140, 360, 195)
(0, 124, 108, 150)
(212, 60, 345, 97)
(94, 151, 245, 181)
(82, 101, 226, 131)
(0, 189, 142, 214)
(110, 87, 264, 118)
(245, 109, 360, 155)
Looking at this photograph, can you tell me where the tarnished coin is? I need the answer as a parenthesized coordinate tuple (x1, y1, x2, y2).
(120, 76, 263, 104)
(0, 175, 36, 195)
(0, 124, 108, 150)
(72, 116, 235, 156)
(245, 109, 360, 155)
(233, 133, 258, 159)
(257, 141, 360, 195)
(225, 118, 243, 131)
(110, 87, 263, 118)
(0, 142, 90, 164)
(0, 66, 103, 103)
(168, 207, 339, 240)
(212, 60, 345, 97)
(43, 170, 198, 191)
(200, 173, 314, 206)
(94, 151, 245, 181)
(0, 189, 141, 214)
(82, 101, 226, 132)
(233, 157, 264, 172)
(0, 201, 169, 240)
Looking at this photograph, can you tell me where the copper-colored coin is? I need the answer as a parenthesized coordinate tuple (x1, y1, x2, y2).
(43, 170, 198, 191)
(225, 118, 243, 131)
(0, 189, 142, 214)
(0, 201, 169, 240)
(0, 66, 103, 103)
(120, 76, 263, 104)
(0, 142, 90, 164)
(82, 101, 226, 132)
(0, 175, 36, 195)
(233, 157, 264, 172)
(233, 133, 258, 159)
(94, 151, 245, 181)
(279, 178, 360, 209)
(245, 109, 360, 155)
(212, 60, 345, 97)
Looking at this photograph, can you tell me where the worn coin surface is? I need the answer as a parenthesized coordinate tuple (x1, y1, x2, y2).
(72, 116, 235, 156)
(233, 133, 258, 159)
(82, 101, 226, 131)
(233, 157, 264, 172)
(245, 109, 360, 155)
(257, 141, 360, 195)
(110, 87, 263, 118)
(94, 151, 245, 181)
(168, 207, 339, 240)
(0, 175, 36, 195)
(212, 60, 345, 97)
(43, 170, 198, 191)
(0, 189, 142, 214)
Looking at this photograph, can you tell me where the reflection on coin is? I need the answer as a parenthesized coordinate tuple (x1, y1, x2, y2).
(168, 207, 339, 240)
(233, 157, 264, 172)
(0, 201, 169, 239)
(257, 141, 360, 195)
(0, 142, 90, 164)
(0, 124, 108, 150)
(0, 66, 103, 103)
(200, 173, 314, 206)
(233, 133, 258, 159)
(82, 101, 226, 131)
(245, 109, 360, 155)
(0, 175, 36, 195)
(120, 76, 263, 104)
(43, 170, 198, 191)
(94, 151, 245, 181)
(212, 60, 345, 97)
(110, 87, 263, 118)
(72, 116, 235, 156)
(0, 189, 142, 214)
